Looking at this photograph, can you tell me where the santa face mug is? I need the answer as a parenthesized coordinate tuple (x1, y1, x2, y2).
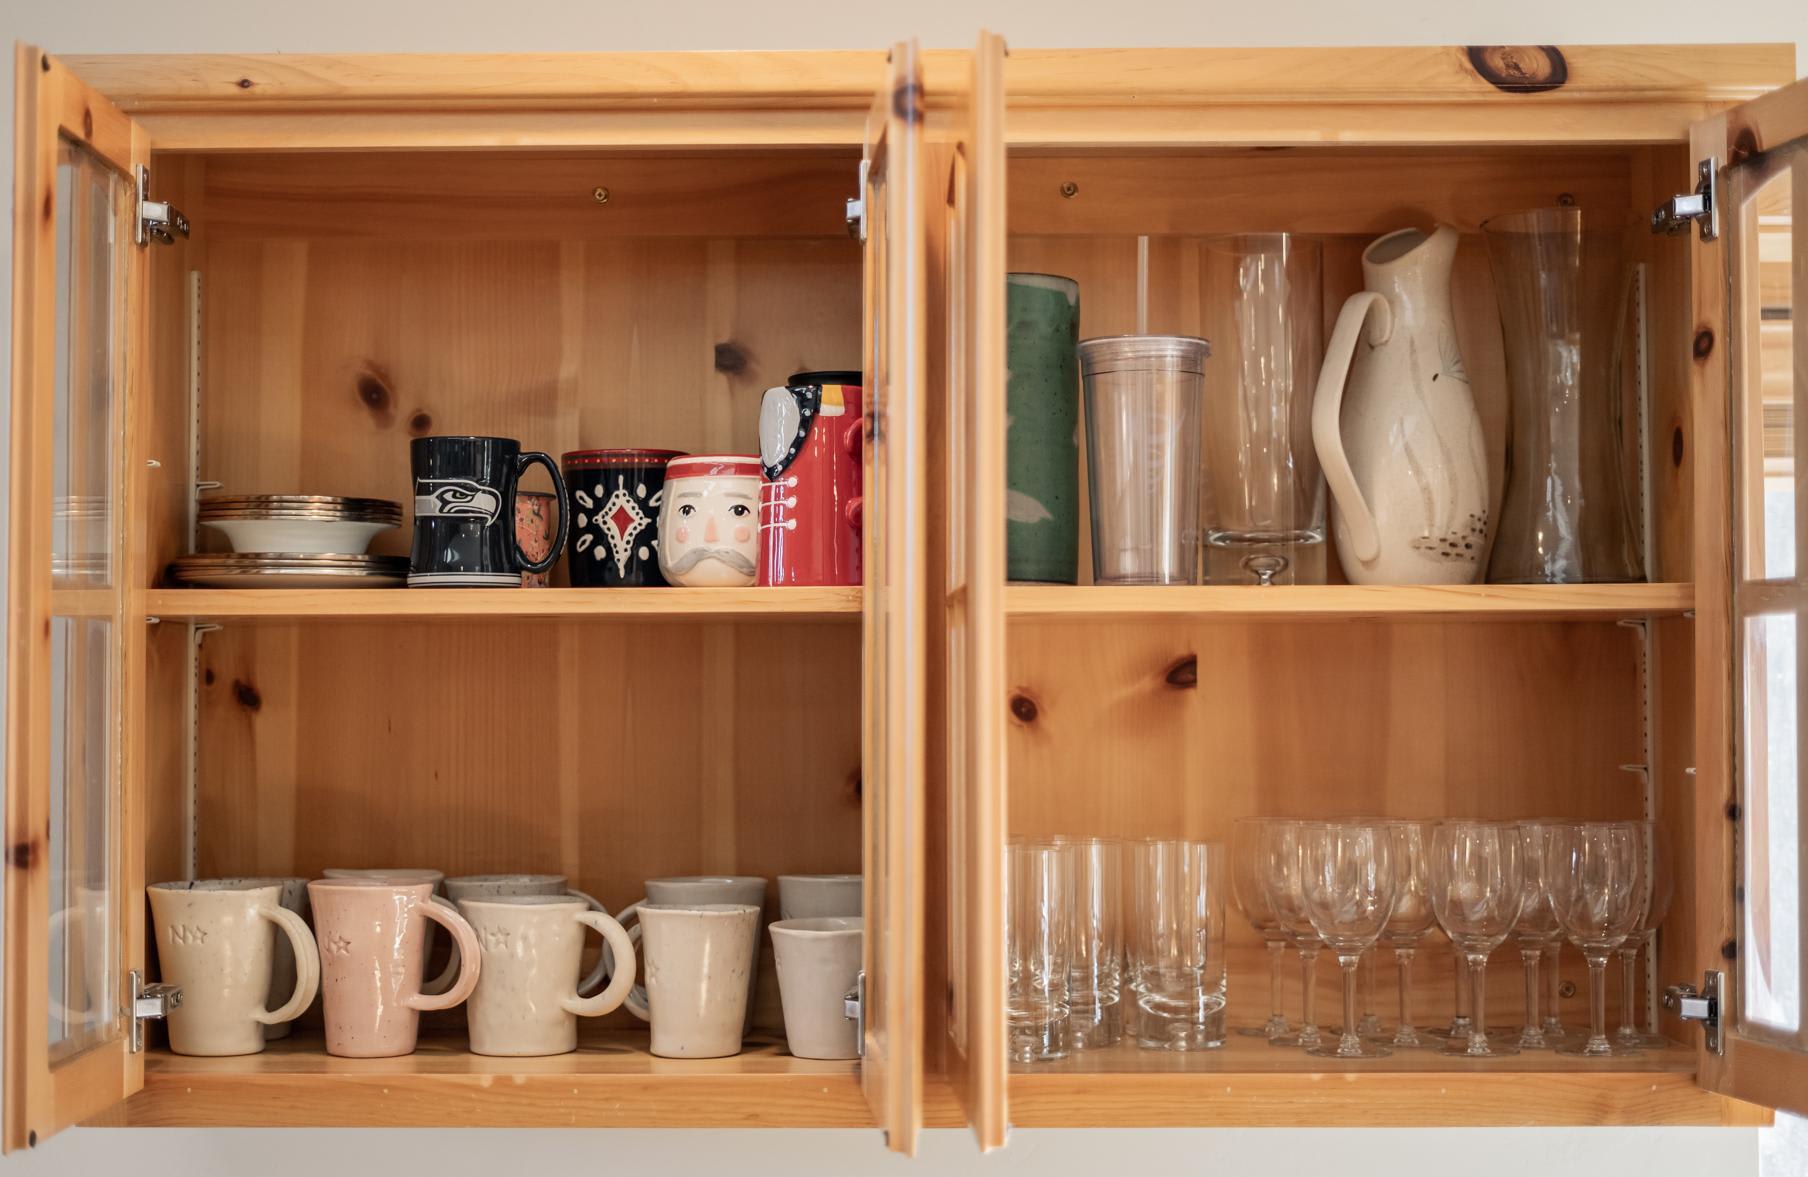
(656, 456, 763, 587)
(562, 449, 685, 587)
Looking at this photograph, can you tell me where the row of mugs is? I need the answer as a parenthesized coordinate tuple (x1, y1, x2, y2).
(148, 870, 862, 1061)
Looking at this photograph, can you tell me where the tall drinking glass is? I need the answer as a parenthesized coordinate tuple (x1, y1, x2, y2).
(1058, 836, 1123, 1050)
(1007, 838, 1075, 1062)
(1546, 822, 1647, 1057)
(1299, 824, 1396, 1059)
(1078, 336, 1211, 584)
(1379, 821, 1437, 1048)
(1128, 839, 1228, 1050)
(1430, 821, 1526, 1058)
(1232, 818, 1291, 1039)
(1258, 821, 1323, 1050)
(1200, 235, 1326, 585)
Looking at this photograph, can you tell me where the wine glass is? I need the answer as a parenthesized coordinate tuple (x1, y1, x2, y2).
(1257, 820, 1323, 1050)
(1510, 821, 1565, 1049)
(1232, 818, 1292, 1039)
(1299, 823, 1396, 1058)
(1616, 820, 1672, 1048)
(1429, 820, 1526, 1058)
(1377, 820, 1437, 1048)
(1546, 821, 1647, 1057)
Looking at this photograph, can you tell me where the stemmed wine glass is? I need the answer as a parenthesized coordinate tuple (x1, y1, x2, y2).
(1546, 821, 1647, 1057)
(1299, 823, 1396, 1058)
(1376, 821, 1437, 1048)
(1616, 820, 1672, 1048)
(1429, 820, 1526, 1058)
(1231, 818, 1292, 1040)
(1258, 821, 1323, 1051)
(1510, 822, 1564, 1049)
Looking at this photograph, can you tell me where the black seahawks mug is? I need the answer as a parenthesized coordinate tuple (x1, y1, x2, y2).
(409, 436, 568, 587)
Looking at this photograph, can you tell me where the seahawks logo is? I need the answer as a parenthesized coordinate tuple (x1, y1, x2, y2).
(415, 478, 502, 523)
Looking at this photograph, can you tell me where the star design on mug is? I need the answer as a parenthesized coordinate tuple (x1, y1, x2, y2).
(325, 932, 353, 957)
(481, 926, 511, 951)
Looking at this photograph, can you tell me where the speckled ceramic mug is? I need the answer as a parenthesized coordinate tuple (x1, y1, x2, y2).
(322, 868, 454, 994)
(148, 880, 320, 1056)
(458, 895, 637, 1057)
(444, 874, 613, 996)
(307, 878, 481, 1058)
(200, 876, 311, 1040)
(770, 916, 863, 1060)
(625, 903, 761, 1058)
(613, 875, 766, 1033)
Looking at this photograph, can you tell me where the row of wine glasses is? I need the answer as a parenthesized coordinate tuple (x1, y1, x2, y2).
(1232, 818, 1671, 1060)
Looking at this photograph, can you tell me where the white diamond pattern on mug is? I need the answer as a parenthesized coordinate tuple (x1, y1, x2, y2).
(596, 476, 660, 578)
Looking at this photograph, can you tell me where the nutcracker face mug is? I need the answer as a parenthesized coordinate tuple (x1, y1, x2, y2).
(656, 455, 763, 588)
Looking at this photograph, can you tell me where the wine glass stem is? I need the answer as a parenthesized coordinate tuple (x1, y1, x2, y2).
(1299, 946, 1320, 1045)
(1587, 953, 1610, 1051)
(1267, 939, 1287, 1023)
(1361, 948, 1378, 1024)
(1544, 942, 1562, 1026)
(1454, 953, 1470, 1019)
(1522, 949, 1541, 1031)
(1396, 947, 1416, 1031)
(1617, 943, 1638, 1037)
(1339, 953, 1362, 1055)
(1466, 952, 1490, 1052)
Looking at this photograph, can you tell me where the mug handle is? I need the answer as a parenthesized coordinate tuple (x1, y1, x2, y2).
(511, 451, 568, 576)
(1311, 291, 1394, 566)
(254, 905, 321, 1026)
(406, 898, 482, 1012)
(419, 894, 463, 996)
(842, 421, 864, 534)
(614, 900, 652, 1021)
(563, 911, 638, 1018)
(567, 887, 614, 996)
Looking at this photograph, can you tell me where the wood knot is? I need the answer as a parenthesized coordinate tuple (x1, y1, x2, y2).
(237, 77, 255, 89)
(232, 680, 262, 712)
(1721, 939, 1738, 960)
(8, 840, 38, 870)
(1009, 692, 1039, 724)
(1671, 425, 1685, 468)
(1725, 801, 1741, 821)
(1164, 655, 1198, 688)
(1464, 46, 1569, 94)
(891, 80, 925, 125)
(355, 367, 396, 428)
(203, 667, 215, 685)
(1730, 126, 1760, 165)
(1692, 328, 1714, 361)
(847, 769, 862, 803)
(40, 54, 50, 72)
(407, 410, 435, 436)
(82, 108, 93, 140)
(713, 342, 749, 376)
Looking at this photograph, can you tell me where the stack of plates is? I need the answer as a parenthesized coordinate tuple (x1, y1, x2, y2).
(53, 495, 111, 582)
(199, 495, 403, 556)
(168, 552, 409, 589)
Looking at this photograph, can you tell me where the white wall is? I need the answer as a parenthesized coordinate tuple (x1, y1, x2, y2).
(3, 1, 1806, 1173)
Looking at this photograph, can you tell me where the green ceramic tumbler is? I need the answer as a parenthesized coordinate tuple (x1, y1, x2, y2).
(1006, 273, 1081, 583)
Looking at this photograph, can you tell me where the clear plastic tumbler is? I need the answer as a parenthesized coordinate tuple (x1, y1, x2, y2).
(1128, 839, 1228, 1050)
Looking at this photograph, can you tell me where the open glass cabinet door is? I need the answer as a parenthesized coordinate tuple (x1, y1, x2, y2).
(939, 31, 1008, 1152)
(1690, 74, 1808, 1117)
(5, 47, 155, 1149)
(860, 38, 928, 1155)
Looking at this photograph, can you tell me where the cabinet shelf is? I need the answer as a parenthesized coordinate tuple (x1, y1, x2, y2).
(144, 587, 863, 623)
(1005, 583, 1695, 622)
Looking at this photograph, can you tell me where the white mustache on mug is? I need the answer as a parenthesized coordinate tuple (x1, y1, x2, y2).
(668, 545, 757, 575)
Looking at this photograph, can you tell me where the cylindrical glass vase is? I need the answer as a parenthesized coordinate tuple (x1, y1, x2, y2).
(1005, 273, 1082, 584)
(1482, 208, 1643, 584)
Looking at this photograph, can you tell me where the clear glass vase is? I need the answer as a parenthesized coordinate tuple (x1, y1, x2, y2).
(1481, 208, 1643, 584)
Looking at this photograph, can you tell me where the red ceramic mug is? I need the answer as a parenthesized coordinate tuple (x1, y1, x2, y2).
(757, 371, 864, 587)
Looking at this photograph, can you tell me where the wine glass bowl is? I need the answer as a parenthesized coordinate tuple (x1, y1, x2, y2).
(1232, 818, 1292, 1039)
(1379, 820, 1438, 1048)
(1545, 821, 1647, 1058)
(1299, 823, 1397, 1059)
(1429, 820, 1526, 1058)
(1257, 820, 1325, 1050)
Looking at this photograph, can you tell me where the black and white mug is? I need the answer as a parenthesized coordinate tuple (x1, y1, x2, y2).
(409, 436, 567, 587)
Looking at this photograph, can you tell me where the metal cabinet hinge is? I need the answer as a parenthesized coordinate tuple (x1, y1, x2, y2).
(129, 969, 181, 1053)
(136, 166, 190, 247)
(1650, 158, 1718, 242)
(1662, 969, 1723, 1055)
(844, 969, 866, 1057)
(846, 159, 870, 242)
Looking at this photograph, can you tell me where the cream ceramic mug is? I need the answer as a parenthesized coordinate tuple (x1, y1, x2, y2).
(611, 876, 766, 1029)
(457, 895, 637, 1056)
(777, 874, 862, 921)
(625, 903, 761, 1058)
(147, 880, 321, 1056)
(308, 877, 481, 1058)
(204, 877, 311, 1040)
(444, 874, 613, 995)
(771, 916, 863, 1060)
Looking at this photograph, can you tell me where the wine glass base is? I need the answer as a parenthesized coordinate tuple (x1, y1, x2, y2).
(1308, 1040, 1392, 1060)
(1269, 1027, 1323, 1049)
(1540, 1021, 1585, 1040)
(1615, 1030, 1669, 1049)
(1439, 1039, 1521, 1058)
(1557, 1038, 1642, 1058)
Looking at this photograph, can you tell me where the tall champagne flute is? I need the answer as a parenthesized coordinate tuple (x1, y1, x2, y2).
(1378, 821, 1437, 1047)
(1510, 822, 1564, 1049)
(1258, 821, 1323, 1050)
(1232, 818, 1291, 1039)
(1546, 821, 1646, 1057)
(1299, 823, 1396, 1058)
(1429, 820, 1526, 1058)
(1615, 821, 1672, 1048)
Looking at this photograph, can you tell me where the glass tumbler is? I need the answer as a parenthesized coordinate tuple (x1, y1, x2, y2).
(1200, 235, 1327, 585)
(1128, 839, 1228, 1051)
(1078, 336, 1211, 584)
(1057, 837, 1123, 1049)
(1007, 838, 1075, 1062)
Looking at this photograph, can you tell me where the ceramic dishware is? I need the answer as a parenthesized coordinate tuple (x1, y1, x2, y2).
(147, 880, 320, 1056)
(444, 874, 614, 995)
(196, 875, 311, 1040)
(777, 874, 862, 921)
(562, 449, 685, 586)
(515, 491, 559, 586)
(409, 435, 567, 587)
(770, 916, 862, 1060)
(656, 455, 763, 587)
(1005, 274, 1081, 584)
(199, 494, 402, 556)
(613, 875, 767, 1033)
(758, 371, 864, 586)
(457, 895, 637, 1057)
(624, 903, 761, 1058)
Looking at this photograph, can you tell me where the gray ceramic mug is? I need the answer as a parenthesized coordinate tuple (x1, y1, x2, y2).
(608, 875, 766, 1034)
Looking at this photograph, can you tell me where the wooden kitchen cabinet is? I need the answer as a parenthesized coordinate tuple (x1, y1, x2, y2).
(5, 35, 1807, 1156)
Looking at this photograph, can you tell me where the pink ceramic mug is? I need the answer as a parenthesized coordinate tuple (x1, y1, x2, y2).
(307, 878, 482, 1058)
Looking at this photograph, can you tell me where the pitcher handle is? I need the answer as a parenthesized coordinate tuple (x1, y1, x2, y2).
(1312, 291, 1394, 566)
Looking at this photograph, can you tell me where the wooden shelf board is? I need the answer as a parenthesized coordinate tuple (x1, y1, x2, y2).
(1007, 1036, 1766, 1128)
(1006, 583, 1695, 622)
(145, 586, 862, 623)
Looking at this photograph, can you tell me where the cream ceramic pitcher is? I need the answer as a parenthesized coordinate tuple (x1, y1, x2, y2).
(1312, 224, 1488, 585)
